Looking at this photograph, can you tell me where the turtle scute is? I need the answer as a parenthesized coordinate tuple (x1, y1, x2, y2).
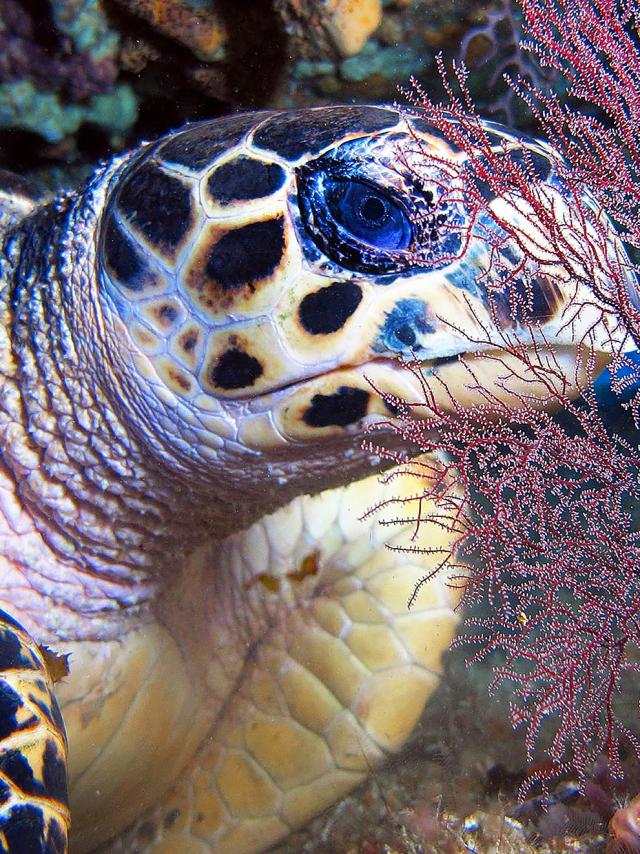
(0, 610, 69, 854)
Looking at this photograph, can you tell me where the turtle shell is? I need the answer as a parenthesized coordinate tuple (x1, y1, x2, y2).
(0, 609, 69, 851)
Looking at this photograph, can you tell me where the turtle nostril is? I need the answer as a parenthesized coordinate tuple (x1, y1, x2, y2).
(394, 324, 416, 347)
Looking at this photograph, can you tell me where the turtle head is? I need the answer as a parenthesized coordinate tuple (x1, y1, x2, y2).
(95, 106, 633, 497)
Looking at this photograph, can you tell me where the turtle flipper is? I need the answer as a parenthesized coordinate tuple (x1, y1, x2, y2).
(0, 610, 69, 853)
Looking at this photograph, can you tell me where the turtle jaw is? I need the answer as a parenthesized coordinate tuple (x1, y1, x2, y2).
(241, 342, 612, 449)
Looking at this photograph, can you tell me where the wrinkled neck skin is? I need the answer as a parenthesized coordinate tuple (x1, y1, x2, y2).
(0, 163, 390, 642)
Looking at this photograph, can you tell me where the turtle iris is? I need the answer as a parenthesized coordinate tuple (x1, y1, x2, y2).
(325, 179, 412, 250)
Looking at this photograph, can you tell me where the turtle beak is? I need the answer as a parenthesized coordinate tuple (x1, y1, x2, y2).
(266, 342, 607, 446)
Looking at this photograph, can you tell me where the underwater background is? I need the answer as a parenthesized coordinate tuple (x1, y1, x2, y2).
(0, 0, 557, 188)
(3, 0, 639, 851)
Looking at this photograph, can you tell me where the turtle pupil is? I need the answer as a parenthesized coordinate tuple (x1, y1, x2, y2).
(359, 195, 388, 226)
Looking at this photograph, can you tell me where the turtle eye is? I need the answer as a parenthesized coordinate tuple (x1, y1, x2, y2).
(325, 179, 412, 250)
(296, 166, 415, 274)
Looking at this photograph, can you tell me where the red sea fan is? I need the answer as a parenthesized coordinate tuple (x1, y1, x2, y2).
(375, 0, 640, 792)
(372, 351, 640, 788)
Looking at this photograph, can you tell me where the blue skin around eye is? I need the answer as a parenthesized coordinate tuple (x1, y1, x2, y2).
(328, 180, 413, 250)
(374, 298, 434, 353)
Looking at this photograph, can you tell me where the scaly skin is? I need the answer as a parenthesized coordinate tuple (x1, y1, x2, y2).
(61, 472, 462, 852)
(0, 107, 633, 852)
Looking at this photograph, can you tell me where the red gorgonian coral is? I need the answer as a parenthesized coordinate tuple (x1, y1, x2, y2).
(373, 0, 640, 793)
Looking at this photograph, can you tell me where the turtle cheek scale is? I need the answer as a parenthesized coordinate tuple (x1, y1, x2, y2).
(271, 364, 424, 442)
(200, 321, 297, 400)
(182, 212, 298, 325)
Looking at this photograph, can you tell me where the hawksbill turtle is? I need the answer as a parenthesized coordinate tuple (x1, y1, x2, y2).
(0, 104, 632, 853)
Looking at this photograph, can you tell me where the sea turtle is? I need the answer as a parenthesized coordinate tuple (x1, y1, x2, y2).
(0, 105, 631, 853)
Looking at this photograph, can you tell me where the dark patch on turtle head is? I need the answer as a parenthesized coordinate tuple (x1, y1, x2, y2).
(179, 328, 199, 354)
(473, 174, 499, 205)
(303, 386, 370, 428)
(182, 335, 196, 352)
(186, 217, 286, 315)
(166, 324, 201, 373)
(252, 105, 400, 161)
(206, 156, 287, 204)
(298, 281, 363, 335)
(377, 299, 435, 353)
(406, 115, 464, 154)
(163, 364, 193, 394)
(206, 218, 285, 290)
(115, 161, 193, 259)
(473, 142, 554, 203)
(506, 146, 553, 183)
(102, 216, 161, 293)
(490, 272, 566, 328)
(157, 112, 273, 171)
(432, 355, 458, 368)
(209, 347, 264, 390)
(143, 300, 183, 331)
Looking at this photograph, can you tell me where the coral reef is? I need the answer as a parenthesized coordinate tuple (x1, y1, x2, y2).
(0, 0, 136, 143)
(1, 0, 514, 159)
(276, 0, 382, 58)
(0, 0, 390, 157)
(0, 0, 119, 98)
(382, 0, 640, 810)
(457, 0, 567, 125)
(288, 0, 442, 104)
(0, 79, 136, 144)
(111, 0, 227, 62)
(4, 0, 546, 176)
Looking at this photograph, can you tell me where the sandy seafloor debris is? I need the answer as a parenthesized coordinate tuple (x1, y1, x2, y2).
(272, 642, 640, 853)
